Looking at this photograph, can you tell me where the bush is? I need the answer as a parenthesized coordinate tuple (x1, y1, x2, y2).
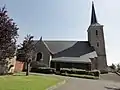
(60, 68, 71, 74)
(30, 61, 47, 68)
(0, 64, 8, 75)
(74, 70, 86, 74)
(100, 70, 108, 74)
(91, 70, 100, 77)
(30, 67, 54, 74)
(59, 68, 100, 77)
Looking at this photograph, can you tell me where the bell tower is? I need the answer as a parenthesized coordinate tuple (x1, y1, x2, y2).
(87, 2, 107, 71)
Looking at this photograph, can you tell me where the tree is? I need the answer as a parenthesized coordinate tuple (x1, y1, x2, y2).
(117, 64, 120, 72)
(0, 6, 18, 74)
(110, 63, 116, 70)
(21, 34, 34, 76)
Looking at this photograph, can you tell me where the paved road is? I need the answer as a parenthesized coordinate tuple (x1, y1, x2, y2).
(100, 73, 120, 82)
(54, 73, 120, 90)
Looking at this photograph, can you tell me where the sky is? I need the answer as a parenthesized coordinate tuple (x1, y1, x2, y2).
(0, 0, 120, 65)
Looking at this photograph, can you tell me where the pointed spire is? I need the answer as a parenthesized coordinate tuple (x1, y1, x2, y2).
(91, 1, 98, 25)
(40, 36, 42, 41)
(0, 4, 6, 12)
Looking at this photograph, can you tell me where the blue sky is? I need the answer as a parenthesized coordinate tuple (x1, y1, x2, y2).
(1, 0, 120, 65)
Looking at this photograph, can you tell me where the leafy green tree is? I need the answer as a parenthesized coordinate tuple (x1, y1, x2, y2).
(117, 64, 120, 72)
(0, 6, 18, 74)
(21, 34, 34, 76)
(110, 63, 116, 70)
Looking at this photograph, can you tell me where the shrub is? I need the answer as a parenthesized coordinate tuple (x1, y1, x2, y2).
(91, 70, 100, 77)
(59, 68, 100, 77)
(30, 61, 47, 68)
(31, 67, 54, 74)
(100, 70, 108, 74)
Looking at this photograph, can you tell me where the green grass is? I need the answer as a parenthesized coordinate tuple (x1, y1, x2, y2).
(0, 73, 61, 90)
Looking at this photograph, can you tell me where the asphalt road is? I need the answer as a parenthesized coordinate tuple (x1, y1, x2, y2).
(100, 73, 120, 82)
(54, 73, 120, 90)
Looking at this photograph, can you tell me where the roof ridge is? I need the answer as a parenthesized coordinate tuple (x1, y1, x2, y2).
(33, 40, 88, 42)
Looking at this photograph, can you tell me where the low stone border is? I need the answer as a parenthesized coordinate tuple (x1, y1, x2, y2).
(46, 80, 66, 90)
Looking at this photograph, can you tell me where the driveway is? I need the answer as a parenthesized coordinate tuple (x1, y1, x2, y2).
(100, 73, 120, 82)
(54, 73, 120, 90)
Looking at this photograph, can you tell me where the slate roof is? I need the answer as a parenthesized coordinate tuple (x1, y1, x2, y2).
(91, 2, 98, 25)
(80, 51, 97, 59)
(52, 41, 95, 57)
(51, 57, 91, 63)
(33, 40, 95, 57)
(44, 41, 77, 54)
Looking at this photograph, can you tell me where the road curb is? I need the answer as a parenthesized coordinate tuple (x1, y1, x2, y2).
(46, 80, 66, 90)
(115, 72, 120, 76)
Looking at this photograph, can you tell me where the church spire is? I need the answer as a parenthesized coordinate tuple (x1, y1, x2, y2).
(91, 1, 98, 25)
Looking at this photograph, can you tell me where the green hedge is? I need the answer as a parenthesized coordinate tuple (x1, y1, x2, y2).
(60, 69, 100, 77)
(100, 70, 108, 74)
(30, 67, 54, 74)
(91, 70, 100, 77)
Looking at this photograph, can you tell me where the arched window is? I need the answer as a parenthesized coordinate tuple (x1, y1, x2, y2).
(36, 52, 42, 61)
(97, 42, 99, 47)
(96, 30, 98, 35)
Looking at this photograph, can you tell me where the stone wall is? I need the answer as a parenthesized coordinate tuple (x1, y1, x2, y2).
(0, 56, 16, 74)
(8, 56, 16, 74)
(88, 25, 107, 71)
(90, 57, 98, 70)
(33, 41, 51, 67)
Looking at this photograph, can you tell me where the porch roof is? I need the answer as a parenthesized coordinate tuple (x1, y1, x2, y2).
(51, 57, 91, 64)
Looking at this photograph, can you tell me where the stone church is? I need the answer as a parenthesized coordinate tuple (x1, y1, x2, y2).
(19, 2, 108, 72)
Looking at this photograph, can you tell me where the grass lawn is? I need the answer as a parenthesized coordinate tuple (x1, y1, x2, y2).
(0, 73, 62, 90)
